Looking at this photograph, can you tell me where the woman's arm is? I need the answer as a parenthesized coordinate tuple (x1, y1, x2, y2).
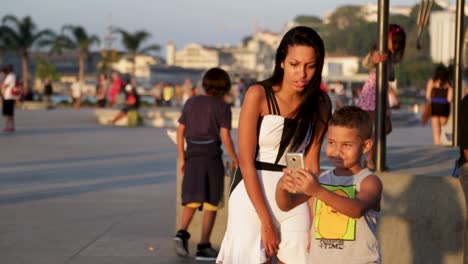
(425, 79, 433, 101)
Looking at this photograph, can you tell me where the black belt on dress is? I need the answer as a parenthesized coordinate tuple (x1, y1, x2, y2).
(254, 161, 286, 172)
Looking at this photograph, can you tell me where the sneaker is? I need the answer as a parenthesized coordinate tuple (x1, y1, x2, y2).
(173, 229, 190, 257)
(195, 243, 218, 261)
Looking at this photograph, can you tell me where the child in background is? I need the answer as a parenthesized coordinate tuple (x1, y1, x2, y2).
(358, 24, 406, 170)
(276, 106, 383, 263)
(174, 67, 238, 261)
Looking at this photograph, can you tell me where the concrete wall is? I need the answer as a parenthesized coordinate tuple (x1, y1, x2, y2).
(378, 172, 465, 264)
(175, 161, 467, 263)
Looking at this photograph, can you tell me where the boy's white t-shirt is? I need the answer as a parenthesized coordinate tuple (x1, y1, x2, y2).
(3, 73, 16, 100)
(309, 168, 381, 264)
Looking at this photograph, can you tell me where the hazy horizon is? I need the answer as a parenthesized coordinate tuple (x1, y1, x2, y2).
(3, 0, 452, 56)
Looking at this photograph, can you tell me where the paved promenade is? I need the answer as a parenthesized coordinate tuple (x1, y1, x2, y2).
(0, 108, 460, 264)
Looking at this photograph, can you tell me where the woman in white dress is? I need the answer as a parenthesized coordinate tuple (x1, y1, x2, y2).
(216, 26, 331, 264)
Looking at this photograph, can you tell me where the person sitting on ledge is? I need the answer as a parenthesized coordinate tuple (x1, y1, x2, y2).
(110, 78, 140, 125)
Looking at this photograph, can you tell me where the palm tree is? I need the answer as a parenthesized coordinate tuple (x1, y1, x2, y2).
(52, 25, 100, 82)
(114, 28, 160, 78)
(0, 15, 55, 92)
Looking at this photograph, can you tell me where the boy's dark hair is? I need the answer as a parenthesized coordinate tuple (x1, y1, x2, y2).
(329, 106, 373, 140)
(202, 67, 231, 97)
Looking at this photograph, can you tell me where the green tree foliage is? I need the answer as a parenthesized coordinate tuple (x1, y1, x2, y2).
(293, 15, 325, 32)
(114, 28, 160, 79)
(98, 49, 121, 74)
(34, 55, 60, 81)
(47, 25, 100, 82)
(0, 15, 55, 91)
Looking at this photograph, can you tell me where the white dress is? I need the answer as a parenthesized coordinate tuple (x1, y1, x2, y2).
(217, 85, 312, 264)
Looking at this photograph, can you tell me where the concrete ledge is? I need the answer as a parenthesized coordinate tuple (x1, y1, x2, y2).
(95, 107, 241, 128)
(175, 162, 467, 263)
(378, 173, 465, 264)
(20, 101, 49, 110)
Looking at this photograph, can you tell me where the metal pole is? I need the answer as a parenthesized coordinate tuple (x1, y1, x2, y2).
(453, 0, 465, 146)
(376, 0, 389, 172)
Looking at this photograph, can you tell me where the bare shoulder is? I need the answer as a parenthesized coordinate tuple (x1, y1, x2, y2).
(361, 174, 383, 192)
(244, 84, 266, 101)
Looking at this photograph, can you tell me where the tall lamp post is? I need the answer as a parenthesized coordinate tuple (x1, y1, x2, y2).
(375, 0, 389, 172)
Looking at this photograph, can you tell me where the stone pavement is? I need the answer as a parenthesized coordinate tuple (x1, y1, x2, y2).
(0, 108, 460, 264)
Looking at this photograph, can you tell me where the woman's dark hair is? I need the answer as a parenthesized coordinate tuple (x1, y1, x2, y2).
(433, 64, 450, 86)
(202, 67, 231, 97)
(259, 26, 328, 152)
(4, 64, 13, 74)
(389, 24, 406, 62)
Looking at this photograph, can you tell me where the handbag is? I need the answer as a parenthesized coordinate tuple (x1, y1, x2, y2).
(421, 103, 431, 126)
(11, 86, 21, 96)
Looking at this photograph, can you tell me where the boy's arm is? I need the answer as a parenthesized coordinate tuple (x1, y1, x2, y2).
(220, 127, 238, 168)
(176, 124, 186, 175)
(295, 170, 382, 219)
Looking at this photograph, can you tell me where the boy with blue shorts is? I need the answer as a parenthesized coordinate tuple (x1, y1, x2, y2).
(174, 68, 238, 261)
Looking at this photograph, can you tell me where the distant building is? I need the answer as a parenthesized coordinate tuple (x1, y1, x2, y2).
(165, 30, 279, 80)
(322, 54, 368, 96)
(112, 54, 162, 84)
(323, 54, 360, 77)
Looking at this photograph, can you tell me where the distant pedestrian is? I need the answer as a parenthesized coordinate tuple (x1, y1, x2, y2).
(328, 87, 344, 113)
(110, 78, 140, 125)
(1, 64, 17, 132)
(358, 24, 406, 171)
(237, 78, 246, 106)
(162, 83, 174, 106)
(108, 71, 122, 107)
(182, 78, 193, 105)
(425, 65, 453, 145)
(173, 67, 238, 261)
(44, 79, 54, 109)
(96, 73, 109, 108)
(70, 76, 82, 111)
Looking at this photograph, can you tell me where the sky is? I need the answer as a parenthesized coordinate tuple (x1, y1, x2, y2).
(2, 0, 453, 56)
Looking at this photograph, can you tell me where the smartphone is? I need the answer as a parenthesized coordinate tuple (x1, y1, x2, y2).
(286, 152, 305, 194)
(285, 152, 305, 174)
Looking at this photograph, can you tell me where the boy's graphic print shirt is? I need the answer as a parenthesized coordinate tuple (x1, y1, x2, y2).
(309, 169, 381, 264)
